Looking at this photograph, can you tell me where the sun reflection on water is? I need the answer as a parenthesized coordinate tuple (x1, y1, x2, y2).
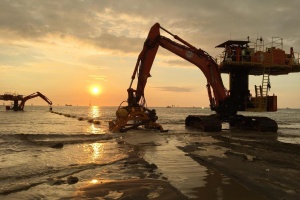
(90, 106, 102, 118)
(87, 124, 99, 133)
(83, 143, 104, 163)
(86, 106, 107, 134)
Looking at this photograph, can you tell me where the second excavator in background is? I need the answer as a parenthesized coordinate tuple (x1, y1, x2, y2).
(109, 23, 300, 133)
(0, 92, 52, 111)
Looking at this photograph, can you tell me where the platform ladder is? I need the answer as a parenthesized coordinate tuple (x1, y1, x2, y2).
(254, 67, 271, 111)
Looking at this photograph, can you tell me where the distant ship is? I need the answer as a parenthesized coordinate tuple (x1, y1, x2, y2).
(65, 104, 72, 106)
(166, 105, 176, 108)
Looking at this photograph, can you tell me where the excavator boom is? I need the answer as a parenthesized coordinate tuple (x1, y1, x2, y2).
(129, 23, 160, 105)
(18, 92, 52, 110)
(130, 23, 228, 110)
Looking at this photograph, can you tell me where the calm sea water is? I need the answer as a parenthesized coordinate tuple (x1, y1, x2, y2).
(0, 105, 299, 199)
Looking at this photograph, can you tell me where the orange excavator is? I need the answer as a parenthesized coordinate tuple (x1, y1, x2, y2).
(1, 92, 52, 111)
(109, 23, 300, 132)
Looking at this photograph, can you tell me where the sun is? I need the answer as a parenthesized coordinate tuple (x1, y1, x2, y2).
(91, 86, 101, 95)
(92, 87, 99, 94)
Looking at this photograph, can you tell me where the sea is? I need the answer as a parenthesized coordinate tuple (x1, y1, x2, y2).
(0, 105, 299, 199)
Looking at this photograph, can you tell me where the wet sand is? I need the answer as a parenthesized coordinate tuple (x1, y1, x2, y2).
(74, 133, 188, 199)
(182, 133, 300, 200)
(73, 130, 299, 200)
(78, 179, 187, 199)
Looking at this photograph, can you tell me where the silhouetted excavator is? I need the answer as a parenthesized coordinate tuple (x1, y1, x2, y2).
(0, 92, 52, 111)
(109, 23, 300, 132)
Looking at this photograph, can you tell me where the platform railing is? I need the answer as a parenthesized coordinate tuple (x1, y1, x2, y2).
(294, 52, 300, 64)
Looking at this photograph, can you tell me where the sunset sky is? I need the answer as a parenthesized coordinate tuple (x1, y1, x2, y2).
(1, 0, 300, 108)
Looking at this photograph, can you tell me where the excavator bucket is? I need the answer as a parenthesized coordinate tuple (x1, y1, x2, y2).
(109, 106, 164, 132)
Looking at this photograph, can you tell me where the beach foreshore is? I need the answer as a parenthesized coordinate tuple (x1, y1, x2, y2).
(75, 130, 299, 200)
(2, 130, 299, 200)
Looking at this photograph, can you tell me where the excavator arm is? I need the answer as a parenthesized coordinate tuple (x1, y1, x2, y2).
(109, 23, 233, 132)
(129, 23, 230, 113)
(18, 92, 52, 110)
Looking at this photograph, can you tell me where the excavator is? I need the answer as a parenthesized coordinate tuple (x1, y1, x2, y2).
(18, 92, 52, 110)
(1, 92, 52, 111)
(109, 23, 300, 133)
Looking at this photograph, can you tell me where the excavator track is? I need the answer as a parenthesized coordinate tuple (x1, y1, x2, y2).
(185, 115, 222, 132)
(185, 115, 278, 132)
(229, 115, 278, 132)
(252, 117, 278, 132)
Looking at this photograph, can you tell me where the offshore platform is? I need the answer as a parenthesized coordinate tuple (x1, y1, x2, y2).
(0, 92, 52, 111)
(216, 37, 300, 112)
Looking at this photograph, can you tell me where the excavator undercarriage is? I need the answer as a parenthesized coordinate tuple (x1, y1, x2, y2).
(109, 108, 278, 133)
(185, 115, 278, 132)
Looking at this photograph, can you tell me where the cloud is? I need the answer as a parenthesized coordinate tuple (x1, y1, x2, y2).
(89, 75, 107, 82)
(1, 0, 300, 56)
(1, 0, 300, 69)
(161, 59, 194, 68)
(89, 33, 144, 53)
(153, 86, 193, 93)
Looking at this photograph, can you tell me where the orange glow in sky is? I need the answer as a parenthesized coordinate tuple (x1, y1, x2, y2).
(0, 1, 300, 108)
